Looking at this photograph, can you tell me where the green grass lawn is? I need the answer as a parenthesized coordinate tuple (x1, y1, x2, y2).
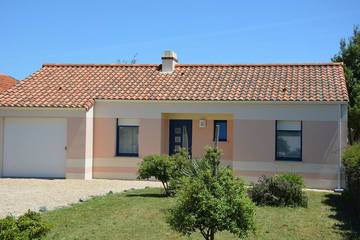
(42, 188, 359, 240)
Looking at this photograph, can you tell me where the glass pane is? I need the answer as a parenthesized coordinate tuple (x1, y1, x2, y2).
(277, 121, 301, 131)
(175, 127, 181, 134)
(118, 126, 138, 154)
(277, 131, 301, 159)
(215, 121, 227, 141)
(182, 126, 189, 149)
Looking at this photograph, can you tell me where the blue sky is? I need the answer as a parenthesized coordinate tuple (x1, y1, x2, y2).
(1, 0, 359, 80)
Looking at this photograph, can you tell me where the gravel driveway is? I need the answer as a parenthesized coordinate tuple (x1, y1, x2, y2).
(0, 178, 161, 217)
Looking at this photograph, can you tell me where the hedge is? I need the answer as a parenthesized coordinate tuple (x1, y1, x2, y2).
(343, 143, 360, 216)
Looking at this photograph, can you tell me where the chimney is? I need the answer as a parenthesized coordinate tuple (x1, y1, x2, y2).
(161, 50, 178, 73)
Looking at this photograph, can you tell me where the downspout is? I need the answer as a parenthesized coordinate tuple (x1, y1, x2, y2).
(338, 104, 342, 189)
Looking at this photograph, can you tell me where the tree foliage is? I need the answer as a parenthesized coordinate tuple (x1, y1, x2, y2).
(166, 147, 255, 240)
(332, 25, 360, 142)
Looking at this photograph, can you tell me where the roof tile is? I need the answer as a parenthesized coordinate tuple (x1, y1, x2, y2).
(0, 63, 349, 109)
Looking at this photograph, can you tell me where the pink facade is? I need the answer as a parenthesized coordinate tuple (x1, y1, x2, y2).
(66, 117, 89, 178)
(192, 119, 233, 160)
(231, 120, 340, 188)
(32, 101, 344, 189)
(233, 120, 275, 162)
(139, 119, 162, 157)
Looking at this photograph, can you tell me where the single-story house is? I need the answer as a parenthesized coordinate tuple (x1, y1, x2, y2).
(0, 51, 348, 189)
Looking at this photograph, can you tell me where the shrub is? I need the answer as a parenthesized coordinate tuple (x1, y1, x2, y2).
(169, 146, 222, 193)
(277, 173, 305, 188)
(168, 148, 191, 192)
(250, 173, 308, 207)
(138, 154, 173, 195)
(0, 216, 20, 240)
(0, 210, 51, 240)
(343, 143, 360, 215)
(139, 149, 193, 195)
(167, 147, 255, 240)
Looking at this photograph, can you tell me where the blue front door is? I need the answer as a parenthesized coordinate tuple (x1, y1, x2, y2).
(169, 120, 192, 155)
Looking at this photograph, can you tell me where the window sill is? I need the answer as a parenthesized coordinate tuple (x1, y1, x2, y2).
(275, 158, 302, 162)
(115, 154, 139, 157)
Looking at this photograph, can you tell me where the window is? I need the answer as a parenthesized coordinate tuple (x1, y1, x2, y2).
(116, 119, 139, 156)
(214, 120, 227, 142)
(276, 120, 302, 161)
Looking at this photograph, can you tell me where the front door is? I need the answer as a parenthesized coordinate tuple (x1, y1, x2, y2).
(169, 120, 192, 155)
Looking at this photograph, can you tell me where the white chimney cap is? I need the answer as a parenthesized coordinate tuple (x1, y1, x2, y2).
(161, 50, 178, 73)
(162, 50, 178, 62)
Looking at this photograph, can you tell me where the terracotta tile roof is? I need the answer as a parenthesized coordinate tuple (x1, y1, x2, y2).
(0, 63, 348, 110)
(0, 74, 17, 93)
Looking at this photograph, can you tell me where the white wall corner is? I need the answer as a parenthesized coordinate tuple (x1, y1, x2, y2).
(85, 106, 94, 179)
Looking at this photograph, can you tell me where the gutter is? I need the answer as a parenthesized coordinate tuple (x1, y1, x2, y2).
(94, 99, 349, 105)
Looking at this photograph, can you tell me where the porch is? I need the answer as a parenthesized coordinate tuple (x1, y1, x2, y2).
(160, 113, 234, 160)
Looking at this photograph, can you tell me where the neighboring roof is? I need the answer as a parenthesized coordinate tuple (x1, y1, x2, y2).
(0, 74, 17, 93)
(0, 63, 349, 110)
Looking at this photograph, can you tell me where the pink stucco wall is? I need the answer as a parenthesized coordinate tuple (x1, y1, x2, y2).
(161, 118, 169, 154)
(233, 120, 275, 162)
(66, 117, 93, 179)
(93, 118, 116, 158)
(139, 119, 162, 157)
(93, 118, 161, 178)
(233, 120, 340, 164)
(67, 117, 86, 160)
(231, 119, 342, 189)
(91, 115, 343, 188)
(192, 119, 233, 160)
(302, 121, 339, 164)
(93, 118, 162, 159)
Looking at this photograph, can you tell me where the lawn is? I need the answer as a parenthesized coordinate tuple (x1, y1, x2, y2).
(42, 188, 359, 240)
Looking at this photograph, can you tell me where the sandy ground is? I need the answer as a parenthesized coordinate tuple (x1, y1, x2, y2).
(0, 178, 162, 217)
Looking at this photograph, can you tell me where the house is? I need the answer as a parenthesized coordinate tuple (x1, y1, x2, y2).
(0, 51, 348, 189)
(0, 74, 17, 93)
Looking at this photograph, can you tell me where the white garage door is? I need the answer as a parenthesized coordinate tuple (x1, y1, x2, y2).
(3, 118, 66, 178)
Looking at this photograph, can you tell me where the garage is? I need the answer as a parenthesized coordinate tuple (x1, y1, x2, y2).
(3, 118, 66, 178)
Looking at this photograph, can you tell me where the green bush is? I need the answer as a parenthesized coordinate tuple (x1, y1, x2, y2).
(167, 147, 255, 240)
(0, 210, 51, 240)
(138, 154, 173, 195)
(250, 173, 308, 207)
(343, 143, 360, 215)
(169, 146, 222, 193)
(168, 148, 191, 192)
(139, 148, 193, 195)
(0, 216, 20, 240)
(277, 173, 305, 188)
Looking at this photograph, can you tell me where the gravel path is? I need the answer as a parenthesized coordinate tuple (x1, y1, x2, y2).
(0, 178, 162, 217)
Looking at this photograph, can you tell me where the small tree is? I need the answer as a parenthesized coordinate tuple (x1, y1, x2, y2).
(332, 25, 360, 143)
(167, 147, 255, 240)
(138, 154, 173, 195)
